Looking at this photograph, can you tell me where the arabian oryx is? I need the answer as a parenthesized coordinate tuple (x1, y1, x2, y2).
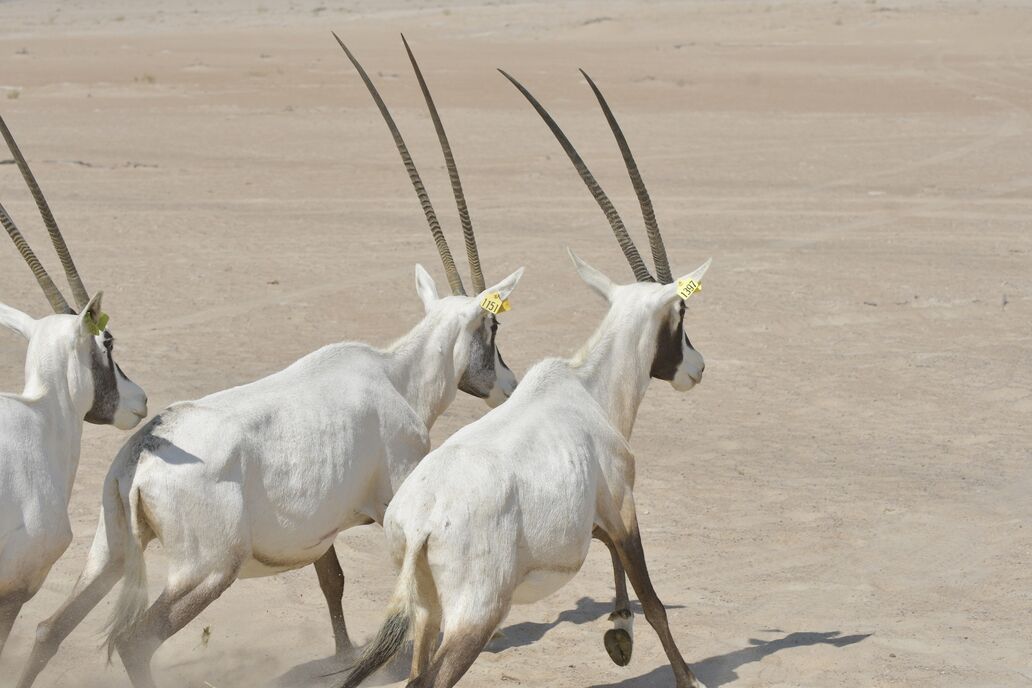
(338, 70, 713, 688)
(15, 38, 523, 688)
(0, 114, 148, 659)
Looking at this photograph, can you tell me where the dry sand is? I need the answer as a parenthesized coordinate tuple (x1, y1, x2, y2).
(0, 1, 1030, 686)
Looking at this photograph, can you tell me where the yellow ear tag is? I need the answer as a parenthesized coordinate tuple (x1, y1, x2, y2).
(480, 292, 511, 315)
(676, 279, 702, 301)
(85, 312, 110, 336)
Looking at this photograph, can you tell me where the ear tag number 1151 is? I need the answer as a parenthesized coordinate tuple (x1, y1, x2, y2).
(480, 292, 511, 315)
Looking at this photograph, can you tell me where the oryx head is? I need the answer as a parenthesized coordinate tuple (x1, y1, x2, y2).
(0, 114, 148, 428)
(338, 34, 521, 407)
(413, 263, 524, 405)
(503, 70, 712, 392)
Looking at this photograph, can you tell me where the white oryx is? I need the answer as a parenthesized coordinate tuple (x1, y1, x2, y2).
(0, 114, 148, 658)
(338, 70, 712, 688)
(15, 38, 523, 688)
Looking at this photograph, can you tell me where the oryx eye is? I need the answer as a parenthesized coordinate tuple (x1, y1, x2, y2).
(103, 335, 114, 353)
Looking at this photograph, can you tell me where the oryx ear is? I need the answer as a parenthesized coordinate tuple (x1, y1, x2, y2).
(477, 267, 525, 304)
(77, 291, 105, 337)
(414, 264, 440, 312)
(567, 248, 615, 302)
(664, 258, 712, 304)
(0, 302, 36, 340)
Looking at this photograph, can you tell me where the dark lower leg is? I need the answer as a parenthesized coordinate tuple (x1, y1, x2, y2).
(408, 618, 499, 688)
(116, 571, 236, 688)
(594, 527, 633, 666)
(313, 545, 351, 654)
(0, 591, 27, 660)
(616, 527, 704, 688)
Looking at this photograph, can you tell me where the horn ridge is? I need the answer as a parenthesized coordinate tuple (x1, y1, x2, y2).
(402, 35, 486, 293)
(499, 69, 654, 283)
(333, 33, 466, 296)
(0, 201, 73, 314)
(0, 113, 91, 308)
(579, 69, 673, 284)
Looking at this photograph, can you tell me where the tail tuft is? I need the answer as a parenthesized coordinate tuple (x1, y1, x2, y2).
(338, 532, 427, 688)
(339, 611, 410, 688)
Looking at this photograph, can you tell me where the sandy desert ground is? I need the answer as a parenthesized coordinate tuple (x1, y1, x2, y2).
(1, 0, 1030, 686)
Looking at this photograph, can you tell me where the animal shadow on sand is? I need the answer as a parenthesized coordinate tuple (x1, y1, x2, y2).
(487, 595, 669, 652)
(591, 630, 871, 687)
(271, 644, 411, 688)
(272, 597, 642, 687)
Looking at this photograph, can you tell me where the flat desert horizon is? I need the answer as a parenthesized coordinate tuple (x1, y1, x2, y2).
(0, 1, 1030, 686)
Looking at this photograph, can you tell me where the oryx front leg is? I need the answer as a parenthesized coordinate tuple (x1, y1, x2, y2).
(593, 525, 633, 667)
(313, 545, 353, 655)
(606, 503, 707, 688)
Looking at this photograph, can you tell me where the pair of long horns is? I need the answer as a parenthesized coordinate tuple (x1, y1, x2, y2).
(1, 114, 89, 314)
(500, 70, 673, 285)
(334, 33, 486, 296)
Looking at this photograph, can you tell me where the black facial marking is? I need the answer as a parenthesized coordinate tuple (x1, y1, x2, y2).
(458, 316, 498, 399)
(650, 304, 689, 381)
(84, 333, 121, 425)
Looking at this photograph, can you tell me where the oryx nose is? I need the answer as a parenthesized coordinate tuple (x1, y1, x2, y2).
(691, 363, 705, 384)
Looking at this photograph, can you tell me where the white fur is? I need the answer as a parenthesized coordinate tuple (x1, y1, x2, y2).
(0, 295, 146, 657)
(612, 608, 634, 636)
(14, 265, 523, 687)
(364, 253, 711, 687)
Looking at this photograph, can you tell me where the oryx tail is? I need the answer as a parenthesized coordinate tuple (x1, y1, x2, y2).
(102, 462, 149, 661)
(340, 533, 428, 688)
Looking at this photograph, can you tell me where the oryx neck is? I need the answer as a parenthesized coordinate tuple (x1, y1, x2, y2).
(570, 308, 657, 440)
(385, 310, 463, 429)
(21, 366, 85, 500)
(23, 346, 92, 421)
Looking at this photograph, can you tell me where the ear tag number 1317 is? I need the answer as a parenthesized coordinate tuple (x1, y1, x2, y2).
(676, 279, 702, 301)
(480, 292, 511, 315)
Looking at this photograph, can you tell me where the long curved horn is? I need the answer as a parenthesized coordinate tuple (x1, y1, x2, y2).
(0, 201, 73, 313)
(333, 33, 466, 296)
(579, 70, 673, 284)
(0, 114, 91, 308)
(499, 69, 654, 283)
(401, 35, 486, 293)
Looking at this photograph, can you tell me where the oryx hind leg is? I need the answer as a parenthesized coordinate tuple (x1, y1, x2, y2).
(17, 514, 125, 688)
(593, 525, 633, 667)
(408, 609, 505, 688)
(115, 567, 238, 688)
(313, 545, 353, 655)
(0, 589, 28, 660)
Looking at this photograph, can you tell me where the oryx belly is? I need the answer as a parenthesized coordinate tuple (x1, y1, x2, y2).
(512, 562, 585, 605)
(510, 481, 596, 605)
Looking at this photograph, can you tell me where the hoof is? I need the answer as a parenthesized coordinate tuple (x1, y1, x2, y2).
(604, 628, 633, 666)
